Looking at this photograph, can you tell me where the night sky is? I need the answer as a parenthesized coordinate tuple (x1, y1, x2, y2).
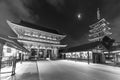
(0, 0, 120, 48)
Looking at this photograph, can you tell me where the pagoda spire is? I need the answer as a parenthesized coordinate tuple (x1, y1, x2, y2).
(88, 8, 112, 42)
(97, 8, 100, 20)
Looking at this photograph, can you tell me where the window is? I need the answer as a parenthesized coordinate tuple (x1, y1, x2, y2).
(7, 48, 11, 53)
(33, 34, 38, 37)
(24, 31, 31, 36)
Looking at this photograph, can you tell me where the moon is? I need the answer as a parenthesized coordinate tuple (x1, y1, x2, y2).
(77, 13, 82, 20)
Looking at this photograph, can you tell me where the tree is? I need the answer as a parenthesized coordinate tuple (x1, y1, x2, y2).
(102, 36, 115, 50)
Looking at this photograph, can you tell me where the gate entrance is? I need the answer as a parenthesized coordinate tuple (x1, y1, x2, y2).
(93, 53, 102, 63)
(30, 49, 54, 60)
(46, 50, 52, 59)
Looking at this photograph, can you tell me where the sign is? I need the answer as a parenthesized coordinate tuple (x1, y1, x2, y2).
(92, 49, 102, 53)
(7, 47, 11, 53)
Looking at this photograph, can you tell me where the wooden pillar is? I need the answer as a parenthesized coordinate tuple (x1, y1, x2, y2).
(101, 53, 105, 63)
(37, 49, 39, 60)
(0, 43, 4, 73)
(116, 53, 119, 63)
(114, 53, 117, 64)
(20, 52, 23, 63)
(43, 49, 47, 59)
(53, 48, 58, 59)
(51, 49, 54, 59)
(88, 51, 90, 64)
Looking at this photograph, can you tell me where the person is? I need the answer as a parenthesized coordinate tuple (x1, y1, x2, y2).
(11, 56, 16, 75)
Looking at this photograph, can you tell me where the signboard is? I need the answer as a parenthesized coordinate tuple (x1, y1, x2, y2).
(7, 47, 11, 53)
(92, 49, 102, 53)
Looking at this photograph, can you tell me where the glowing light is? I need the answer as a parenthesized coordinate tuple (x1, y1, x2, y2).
(77, 14, 81, 19)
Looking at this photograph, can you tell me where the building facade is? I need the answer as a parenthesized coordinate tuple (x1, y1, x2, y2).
(7, 20, 67, 60)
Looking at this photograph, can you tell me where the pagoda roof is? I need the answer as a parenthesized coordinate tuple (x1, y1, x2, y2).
(14, 20, 64, 35)
(89, 18, 109, 28)
(65, 41, 103, 52)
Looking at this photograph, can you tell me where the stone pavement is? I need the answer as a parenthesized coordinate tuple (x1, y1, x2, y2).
(0, 61, 39, 80)
(0, 62, 23, 80)
(1, 60, 120, 80)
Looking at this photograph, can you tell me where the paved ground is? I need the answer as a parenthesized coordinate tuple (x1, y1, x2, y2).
(1, 60, 120, 80)
(37, 60, 120, 80)
(1, 61, 39, 80)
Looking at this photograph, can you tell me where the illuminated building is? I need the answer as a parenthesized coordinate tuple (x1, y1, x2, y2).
(62, 9, 112, 63)
(88, 8, 112, 42)
(87, 8, 113, 63)
(7, 20, 67, 60)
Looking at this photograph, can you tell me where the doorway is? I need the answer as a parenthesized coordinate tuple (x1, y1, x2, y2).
(93, 53, 102, 63)
(46, 50, 52, 59)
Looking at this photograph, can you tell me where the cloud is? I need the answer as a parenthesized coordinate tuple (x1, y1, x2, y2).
(110, 18, 120, 42)
(46, 0, 64, 11)
(62, 33, 89, 48)
(6, 0, 33, 21)
(0, 0, 33, 36)
(102, 0, 120, 20)
(102, 0, 120, 42)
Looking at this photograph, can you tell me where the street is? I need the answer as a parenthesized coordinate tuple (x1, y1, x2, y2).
(2, 60, 120, 80)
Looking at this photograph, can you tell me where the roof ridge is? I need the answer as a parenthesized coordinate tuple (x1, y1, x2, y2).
(19, 20, 63, 35)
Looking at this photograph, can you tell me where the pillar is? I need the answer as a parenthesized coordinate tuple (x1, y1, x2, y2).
(114, 53, 117, 64)
(88, 51, 90, 64)
(53, 48, 58, 59)
(51, 49, 54, 59)
(37, 49, 39, 60)
(116, 53, 119, 63)
(43, 49, 47, 59)
(0, 42, 4, 73)
(20, 52, 23, 63)
(101, 53, 105, 63)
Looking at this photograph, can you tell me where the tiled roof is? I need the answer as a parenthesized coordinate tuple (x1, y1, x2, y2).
(0, 34, 29, 52)
(66, 41, 102, 52)
(16, 20, 64, 35)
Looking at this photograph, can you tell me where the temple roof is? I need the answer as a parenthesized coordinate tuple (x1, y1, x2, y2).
(0, 33, 29, 52)
(15, 20, 64, 35)
(65, 41, 104, 52)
